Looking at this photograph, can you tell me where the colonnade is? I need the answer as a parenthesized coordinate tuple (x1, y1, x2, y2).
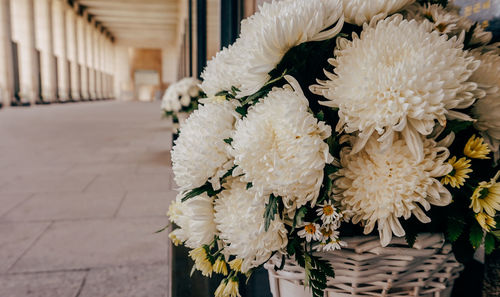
(0, 0, 114, 107)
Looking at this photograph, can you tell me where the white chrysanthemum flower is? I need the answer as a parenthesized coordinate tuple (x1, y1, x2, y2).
(343, 0, 414, 25)
(311, 15, 482, 161)
(405, 3, 492, 45)
(172, 100, 240, 191)
(161, 86, 182, 112)
(333, 135, 452, 246)
(214, 180, 287, 273)
(169, 193, 217, 249)
(231, 77, 333, 209)
(470, 51, 500, 161)
(200, 43, 244, 98)
(201, 0, 344, 97)
(161, 77, 201, 112)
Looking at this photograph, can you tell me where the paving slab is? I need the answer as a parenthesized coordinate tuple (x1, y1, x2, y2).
(79, 264, 168, 297)
(0, 174, 96, 194)
(3, 192, 125, 222)
(10, 217, 169, 273)
(116, 191, 177, 218)
(66, 163, 139, 175)
(0, 222, 50, 273)
(0, 193, 33, 217)
(0, 101, 172, 296)
(84, 174, 171, 193)
(0, 271, 86, 297)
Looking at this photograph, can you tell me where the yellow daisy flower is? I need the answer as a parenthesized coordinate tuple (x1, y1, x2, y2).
(189, 247, 213, 277)
(441, 156, 473, 188)
(464, 135, 491, 159)
(470, 171, 500, 216)
(215, 280, 227, 297)
(228, 258, 243, 272)
(213, 256, 228, 276)
(223, 278, 241, 297)
(168, 232, 182, 246)
(476, 212, 497, 232)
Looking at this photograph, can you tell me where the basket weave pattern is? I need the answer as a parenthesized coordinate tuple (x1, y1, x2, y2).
(265, 234, 463, 297)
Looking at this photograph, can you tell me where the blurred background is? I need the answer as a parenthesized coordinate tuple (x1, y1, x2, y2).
(0, 0, 271, 106)
(0, 1, 499, 297)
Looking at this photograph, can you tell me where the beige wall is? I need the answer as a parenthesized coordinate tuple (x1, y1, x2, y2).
(162, 47, 178, 85)
(207, 0, 220, 60)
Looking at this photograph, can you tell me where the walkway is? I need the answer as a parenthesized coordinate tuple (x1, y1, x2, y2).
(0, 101, 174, 297)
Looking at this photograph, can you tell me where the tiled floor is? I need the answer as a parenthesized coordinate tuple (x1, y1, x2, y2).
(0, 101, 174, 297)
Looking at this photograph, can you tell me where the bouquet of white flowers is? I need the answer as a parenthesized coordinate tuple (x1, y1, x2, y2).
(161, 77, 202, 124)
(167, 1, 500, 296)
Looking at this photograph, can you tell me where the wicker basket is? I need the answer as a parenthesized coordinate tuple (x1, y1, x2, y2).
(265, 233, 463, 297)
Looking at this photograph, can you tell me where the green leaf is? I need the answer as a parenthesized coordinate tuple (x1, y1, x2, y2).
(223, 138, 233, 144)
(303, 252, 335, 297)
(485, 233, 496, 255)
(292, 207, 308, 231)
(443, 120, 474, 136)
(405, 232, 418, 248)
(235, 106, 247, 117)
(469, 223, 484, 249)
(215, 90, 229, 97)
(315, 111, 325, 121)
(446, 217, 465, 242)
(324, 163, 338, 176)
(182, 183, 212, 202)
(154, 224, 170, 234)
(246, 182, 253, 190)
(264, 194, 280, 231)
(221, 166, 236, 180)
(230, 86, 240, 96)
(286, 236, 299, 256)
(492, 230, 500, 241)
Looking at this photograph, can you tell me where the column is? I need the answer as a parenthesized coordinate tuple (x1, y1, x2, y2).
(77, 14, 88, 100)
(52, 0, 68, 101)
(34, 0, 56, 103)
(0, 0, 14, 107)
(66, 3, 79, 100)
(85, 15, 95, 100)
(107, 38, 114, 98)
(101, 33, 107, 99)
(11, 0, 38, 105)
(94, 26, 102, 99)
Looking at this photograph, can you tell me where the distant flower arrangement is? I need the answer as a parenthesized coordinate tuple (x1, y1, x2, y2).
(161, 77, 203, 124)
(167, 1, 500, 297)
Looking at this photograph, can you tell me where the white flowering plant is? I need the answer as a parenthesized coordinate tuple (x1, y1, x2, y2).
(161, 77, 203, 124)
(166, 1, 500, 297)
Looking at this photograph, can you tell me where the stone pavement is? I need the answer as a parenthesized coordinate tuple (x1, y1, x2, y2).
(0, 101, 174, 297)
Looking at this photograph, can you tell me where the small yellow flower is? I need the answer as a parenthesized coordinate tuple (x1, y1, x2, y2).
(213, 256, 228, 276)
(207, 95, 227, 103)
(168, 232, 181, 246)
(441, 156, 473, 188)
(470, 171, 500, 216)
(476, 212, 497, 232)
(228, 258, 243, 272)
(223, 278, 241, 297)
(189, 247, 213, 277)
(464, 135, 491, 159)
(215, 280, 227, 297)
